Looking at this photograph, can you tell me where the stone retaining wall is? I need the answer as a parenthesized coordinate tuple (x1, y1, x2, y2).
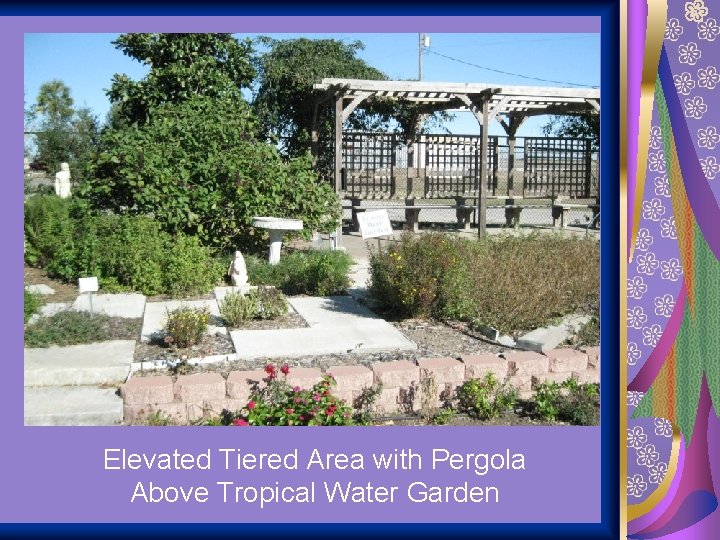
(120, 346, 599, 425)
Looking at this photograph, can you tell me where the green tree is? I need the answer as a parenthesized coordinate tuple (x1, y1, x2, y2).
(82, 33, 340, 251)
(542, 114, 599, 149)
(108, 33, 255, 125)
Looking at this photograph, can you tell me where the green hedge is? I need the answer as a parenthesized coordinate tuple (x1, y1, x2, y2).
(369, 232, 599, 334)
(24, 195, 224, 297)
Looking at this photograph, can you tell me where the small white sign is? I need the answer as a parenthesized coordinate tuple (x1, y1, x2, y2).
(357, 210, 393, 239)
(78, 277, 99, 294)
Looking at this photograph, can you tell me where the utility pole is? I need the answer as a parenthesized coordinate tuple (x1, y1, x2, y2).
(418, 33, 430, 80)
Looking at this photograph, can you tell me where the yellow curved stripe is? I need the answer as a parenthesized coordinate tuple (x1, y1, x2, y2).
(629, 0, 668, 263)
(627, 425, 682, 521)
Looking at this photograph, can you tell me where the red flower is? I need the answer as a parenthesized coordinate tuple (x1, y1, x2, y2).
(232, 418, 249, 426)
(285, 408, 294, 414)
(264, 364, 276, 375)
(323, 390, 330, 396)
(280, 363, 290, 375)
(326, 405, 337, 415)
(247, 400, 256, 410)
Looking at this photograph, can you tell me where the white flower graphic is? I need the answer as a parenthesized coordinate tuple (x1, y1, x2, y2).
(698, 126, 720, 149)
(649, 126, 663, 149)
(684, 95, 708, 119)
(636, 228, 654, 251)
(660, 218, 677, 239)
(698, 18, 720, 41)
(686, 1, 709, 23)
(637, 444, 661, 467)
(660, 258, 684, 281)
(627, 342, 642, 366)
(628, 474, 648, 498)
(628, 275, 648, 299)
(648, 152, 667, 172)
(627, 426, 648, 448)
(628, 306, 648, 329)
(636, 252, 660, 275)
(654, 176, 671, 197)
(700, 156, 720, 179)
(679, 42, 702, 65)
(627, 391, 645, 407)
(654, 294, 676, 317)
(642, 198, 666, 221)
(649, 463, 668, 484)
(642, 324, 663, 347)
(654, 418, 673, 437)
(675, 72, 696, 95)
(666, 18, 685, 40)
(698, 66, 720, 89)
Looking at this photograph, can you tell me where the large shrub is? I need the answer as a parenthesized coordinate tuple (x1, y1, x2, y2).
(24, 195, 75, 268)
(81, 95, 341, 252)
(369, 232, 599, 334)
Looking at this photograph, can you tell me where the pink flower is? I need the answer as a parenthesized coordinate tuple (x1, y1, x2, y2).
(232, 418, 249, 426)
(313, 394, 321, 402)
(293, 386, 301, 392)
(246, 400, 256, 410)
(285, 408, 294, 414)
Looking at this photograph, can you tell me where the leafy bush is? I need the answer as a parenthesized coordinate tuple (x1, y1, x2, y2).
(24, 310, 137, 348)
(532, 377, 600, 425)
(220, 290, 260, 327)
(23, 195, 75, 268)
(25, 206, 224, 297)
(246, 250, 352, 296)
(255, 286, 289, 319)
(457, 372, 518, 420)
(24, 289, 44, 323)
(164, 307, 210, 348)
(220, 287, 288, 327)
(369, 232, 600, 334)
(223, 364, 356, 426)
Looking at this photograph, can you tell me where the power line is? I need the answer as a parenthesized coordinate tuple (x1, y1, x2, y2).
(427, 49, 598, 88)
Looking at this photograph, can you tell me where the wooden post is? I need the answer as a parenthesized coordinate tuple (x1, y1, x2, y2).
(478, 97, 489, 238)
(507, 135, 516, 198)
(334, 95, 343, 246)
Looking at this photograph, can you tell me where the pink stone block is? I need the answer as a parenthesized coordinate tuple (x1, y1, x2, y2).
(330, 389, 354, 407)
(581, 346, 601, 369)
(572, 369, 600, 385)
(532, 372, 573, 388)
(123, 402, 187, 425)
(284, 367, 323, 390)
(546, 348, 588, 373)
(226, 370, 265, 401)
(461, 354, 510, 381)
(327, 365, 374, 393)
(120, 375, 174, 405)
(506, 375, 533, 391)
(506, 351, 549, 376)
(372, 387, 401, 415)
(418, 357, 465, 385)
(174, 372, 226, 402)
(372, 360, 419, 388)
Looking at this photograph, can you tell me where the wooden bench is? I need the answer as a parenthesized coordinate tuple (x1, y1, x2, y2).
(551, 203, 600, 228)
(350, 202, 476, 232)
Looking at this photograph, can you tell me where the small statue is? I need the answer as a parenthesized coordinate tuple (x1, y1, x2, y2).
(228, 250, 248, 287)
(55, 162, 72, 199)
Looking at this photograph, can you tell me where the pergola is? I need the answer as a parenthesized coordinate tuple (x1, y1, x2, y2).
(312, 78, 600, 235)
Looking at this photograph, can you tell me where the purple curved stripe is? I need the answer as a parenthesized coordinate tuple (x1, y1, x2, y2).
(628, 282, 686, 392)
(628, 434, 687, 535)
(627, 0, 647, 257)
(658, 46, 720, 262)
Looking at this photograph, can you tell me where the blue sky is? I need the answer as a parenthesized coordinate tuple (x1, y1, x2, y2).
(24, 32, 599, 137)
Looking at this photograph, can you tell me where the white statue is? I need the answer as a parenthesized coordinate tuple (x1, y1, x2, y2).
(55, 162, 72, 199)
(228, 250, 248, 287)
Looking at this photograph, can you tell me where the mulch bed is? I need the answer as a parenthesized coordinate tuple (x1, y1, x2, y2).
(24, 266, 81, 303)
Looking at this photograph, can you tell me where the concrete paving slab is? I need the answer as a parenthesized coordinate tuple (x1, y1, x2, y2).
(72, 293, 146, 318)
(24, 386, 123, 426)
(141, 299, 222, 342)
(24, 340, 135, 387)
(516, 314, 591, 353)
(25, 284, 55, 295)
(230, 296, 416, 359)
(27, 302, 71, 324)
